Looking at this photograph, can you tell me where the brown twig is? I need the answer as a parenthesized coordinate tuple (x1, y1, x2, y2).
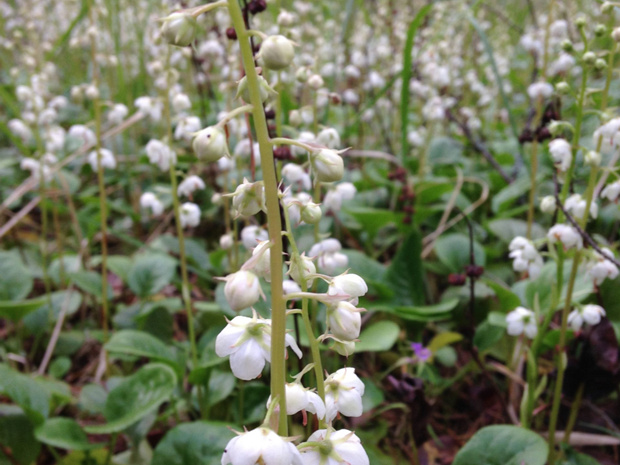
(446, 109, 512, 184)
(552, 172, 620, 267)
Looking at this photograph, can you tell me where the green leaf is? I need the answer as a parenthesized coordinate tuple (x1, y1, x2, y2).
(48, 255, 82, 286)
(344, 207, 406, 241)
(400, 3, 434, 161)
(70, 271, 113, 300)
(428, 137, 464, 165)
(453, 425, 548, 465)
(0, 413, 40, 465)
(84, 364, 177, 434)
(391, 298, 459, 322)
(107, 255, 133, 282)
(474, 320, 505, 352)
(362, 379, 385, 412)
(105, 330, 178, 367)
(127, 254, 177, 298)
(152, 421, 234, 465)
(0, 296, 47, 322)
(488, 219, 546, 242)
(385, 229, 425, 305)
(0, 365, 50, 425)
(0, 251, 32, 301)
(355, 321, 400, 352)
(79, 384, 108, 414)
(35, 418, 98, 450)
(427, 332, 462, 354)
(434, 233, 485, 274)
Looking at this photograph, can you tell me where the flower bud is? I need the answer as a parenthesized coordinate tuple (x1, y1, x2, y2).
(556, 81, 570, 94)
(561, 40, 573, 52)
(585, 150, 601, 166)
(192, 126, 229, 162)
(595, 24, 607, 37)
(540, 195, 556, 214)
(602, 2, 614, 13)
(328, 273, 368, 304)
(231, 179, 266, 217)
(307, 74, 324, 90)
(300, 202, 322, 224)
(582, 51, 596, 65)
(327, 301, 362, 340)
(258, 35, 295, 70)
(224, 270, 261, 311)
(311, 149, 344, 183)
(612, 27, 620, 42)
(295, 67, 310, 83)
(332, 339, 356, 356)
(575, 15, 587, 28)
(220, 233, 233, 250)
(289, 109, 302, 126)
(161, 12, 198, 47)
(236, 75, 276, 103)
(288, 254, 315, 287)
(595, 58, 607, 70)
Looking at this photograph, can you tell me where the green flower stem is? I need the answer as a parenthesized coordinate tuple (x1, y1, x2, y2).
(559, 67, 589, 209)
(89, 0, 110, 347)
(216, 104, 254, 128)
(281, 201, 326, 407)
(270, 137, 316, 153)
(228, 0, 288, 435)
(162, 51, 202, 413)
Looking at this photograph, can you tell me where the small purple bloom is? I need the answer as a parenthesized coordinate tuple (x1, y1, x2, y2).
(411, 342, 431, 362)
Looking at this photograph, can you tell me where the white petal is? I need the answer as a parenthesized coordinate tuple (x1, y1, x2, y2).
(306, 391, 326, 419)
(215, 324, 246, 357)
(285, 333, 303, 358)
(337, 389, 363, 417)
(229, 339, 266, 380)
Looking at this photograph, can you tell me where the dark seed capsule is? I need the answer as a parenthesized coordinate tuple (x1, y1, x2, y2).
(225, 27, 237, 40)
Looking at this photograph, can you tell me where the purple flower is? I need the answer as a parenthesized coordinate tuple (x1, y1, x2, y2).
(411, 342, 431, 362)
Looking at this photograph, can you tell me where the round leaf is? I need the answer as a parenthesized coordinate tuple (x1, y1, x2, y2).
(152, 421, 234, 465)
(35, 418, 99, 450)
(127, 254, 177, 298)
(453, 425, 548, 465)
(84, 364, 177, 434)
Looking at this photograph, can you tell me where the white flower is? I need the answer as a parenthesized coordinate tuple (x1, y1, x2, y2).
(328, 273, 368, 305)
(586, 248, 619, 286)
(9, 119, 32, 142)
(564, 194, 597, 220)
(288, 253, 316, 287)
(215, 313, 302, 380)
(146, 139, 177, 172)
(282, 279, 302, 296)
(241, 225, 268, 249)
(224, 270, 261, 312)
(593, 118, 620, 153)
(68, 124, 96, 147)
(547, 224, 583, 250)
(231, 179, 266, 217)
(540, 195, 556, 214)
(160, 12, 198, 47)
(134, 96, 162, 122)
(107, 103, 128, 125)
(88, 148, 116, 171)
(267, 381, 326, 418)
(300, 429, 369, 465)
(282, 163, 311, 191)
(548, 139, 572, 172)
(45, 125, 66, 152)
(317, 128, 341, 149)
(309, 239, 348, 275)
(323, 182, 356, 213)
(527, 81, 554, 100)
(508, 236, 543, 279)
(506, 307, 537, 338)
(601, 181, 620, 202)
(20, 158, 52, 182)
(310, 149, 344, 183)
(222, 427, 302, 465)
(324, 368, 365, 422)
(172, 93, 191, 113)
(140, 192, 164, 216)
(568, 304, 606, 331)
(327, 301, 362, 341)
(179, 202, 200, 228)
(174, 116, 202, 141)
(177, 175, 205, 197)
(220, 233, 234, 250)
(245, 241, 272, 282)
